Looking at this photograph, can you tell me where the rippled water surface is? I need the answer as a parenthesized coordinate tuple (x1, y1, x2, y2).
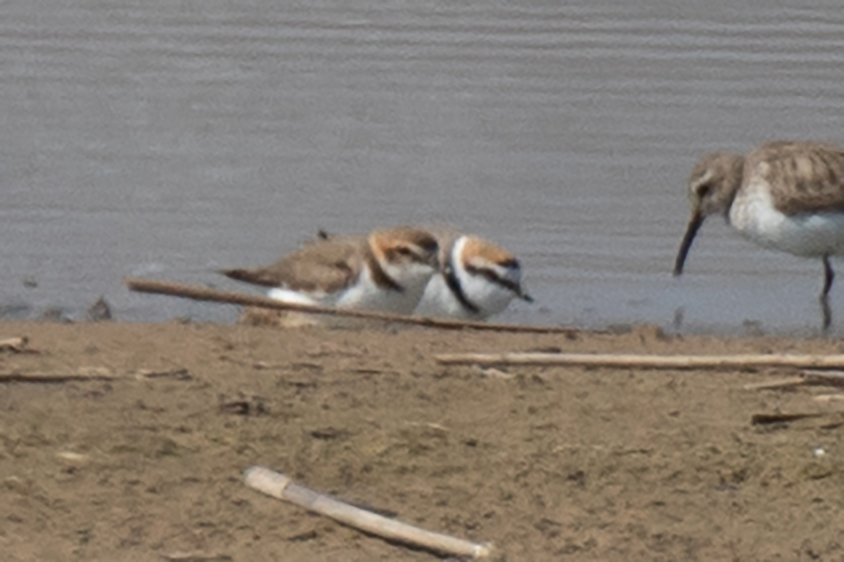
(3, 1, 844, 333)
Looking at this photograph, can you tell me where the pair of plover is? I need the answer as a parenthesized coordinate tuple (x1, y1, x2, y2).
(222, 226, 532, 322)
(675, 141, 844, 330)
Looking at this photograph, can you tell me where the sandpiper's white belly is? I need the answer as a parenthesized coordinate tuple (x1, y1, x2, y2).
(730, 181, 844, 257)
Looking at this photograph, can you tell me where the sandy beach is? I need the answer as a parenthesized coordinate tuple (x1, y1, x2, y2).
(1, 319, 844, 561)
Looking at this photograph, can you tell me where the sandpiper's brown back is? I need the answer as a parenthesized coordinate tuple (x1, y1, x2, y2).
(745, 141, 844, 214)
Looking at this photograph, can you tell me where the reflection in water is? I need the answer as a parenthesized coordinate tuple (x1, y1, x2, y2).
(2, 2, 844, 333)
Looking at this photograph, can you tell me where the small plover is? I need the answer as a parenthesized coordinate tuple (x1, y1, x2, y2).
(414, 232, 532, 320)
(674, 141, 844, 329)
(222, 226, 440, 316)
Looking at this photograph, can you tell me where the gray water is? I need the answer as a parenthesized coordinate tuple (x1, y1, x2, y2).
(3, 1, 844, 334)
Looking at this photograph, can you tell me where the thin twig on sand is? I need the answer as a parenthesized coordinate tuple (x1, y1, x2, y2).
(0, 370, 120, 383)
(243, 466, 492, 559)
(744, 370, 844, 391)
(436, 352, 844, 370)
(800, 370, 844, 386)
(742, 377, 807, 391)
(751, 411, 844, 428)
(159, 551, 233, 562)
(0, 367, 191, 384)
(751, 412, 824, 425)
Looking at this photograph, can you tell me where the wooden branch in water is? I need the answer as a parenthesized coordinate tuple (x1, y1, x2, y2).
(436, 352, 844, 370)
(243, 466, 492, 559)
(125, 277, 579, 334)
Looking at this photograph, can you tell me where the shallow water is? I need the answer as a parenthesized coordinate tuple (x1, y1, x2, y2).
(3, 1, 844, 334)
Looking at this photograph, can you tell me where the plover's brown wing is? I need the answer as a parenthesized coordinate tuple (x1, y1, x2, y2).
(749, 142, 844, 214)
(222, 237, 365, 293)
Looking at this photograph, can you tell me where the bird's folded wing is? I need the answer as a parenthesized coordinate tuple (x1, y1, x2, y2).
(753, 142, 844, 214)
(222, 238, 364, 293)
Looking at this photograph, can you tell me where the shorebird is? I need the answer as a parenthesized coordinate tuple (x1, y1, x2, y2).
(414, 232, 533, 320)
(221, 226, 440, 315)
(673, 141, 844, 330)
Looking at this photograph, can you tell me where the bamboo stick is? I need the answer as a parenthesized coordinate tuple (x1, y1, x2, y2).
(243, 466, 491, 559)
(435, 352, 844, 370)
(126, 277, 579, 334)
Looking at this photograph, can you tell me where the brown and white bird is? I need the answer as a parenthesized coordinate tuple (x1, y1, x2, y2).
(414, 232, 533, 320)
(674, 141, 844, 329)
(222, 226, 440, 315)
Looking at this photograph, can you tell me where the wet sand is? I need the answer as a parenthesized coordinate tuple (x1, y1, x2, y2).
(1, 320, 844, 560)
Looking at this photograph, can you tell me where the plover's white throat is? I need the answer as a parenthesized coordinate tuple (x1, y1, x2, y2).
(414, 232, 532, 320)
(674, 141, 844, 330)
(222, 226, 440, 316)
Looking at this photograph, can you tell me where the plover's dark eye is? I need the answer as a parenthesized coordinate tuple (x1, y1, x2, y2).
(397, 247, 413, 256)
(695, 183, 712, 198)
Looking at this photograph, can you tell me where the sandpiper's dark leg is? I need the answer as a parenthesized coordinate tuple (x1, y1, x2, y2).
(821, 255, 834, 331)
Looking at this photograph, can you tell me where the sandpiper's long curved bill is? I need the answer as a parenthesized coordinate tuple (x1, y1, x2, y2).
(673, 211, 704, 276)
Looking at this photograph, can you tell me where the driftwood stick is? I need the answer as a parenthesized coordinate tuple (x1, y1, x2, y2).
(751, 412, 824, 425)
(126, 277, 577, 334)
(0, 371, 120, 383)
(159, 552, 232, 562)
(436, 352, 844, 370)
(744, 370, 844, 391)
(133, 368, 192, 381)
(243, 466, 491, 559)
(0, 367, 191, 384)
(743, 377, 807, 391)
(800, 370, 844, 387)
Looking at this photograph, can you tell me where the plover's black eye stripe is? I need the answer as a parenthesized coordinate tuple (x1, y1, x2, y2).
(407, 244, 439, 263)
(421, 239, 439, 253)
(464, 264, 523, 295)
